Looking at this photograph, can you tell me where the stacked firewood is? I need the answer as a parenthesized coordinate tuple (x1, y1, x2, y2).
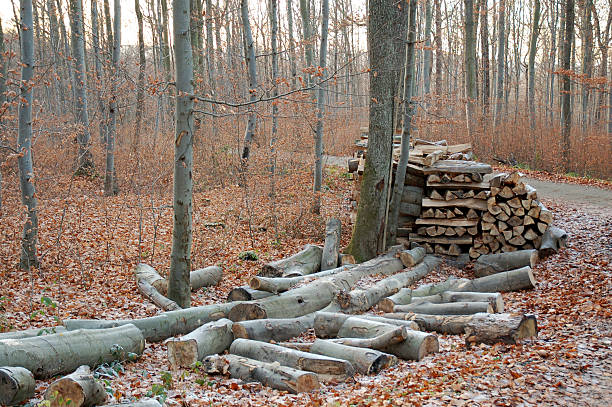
(474, 172, 554, 259)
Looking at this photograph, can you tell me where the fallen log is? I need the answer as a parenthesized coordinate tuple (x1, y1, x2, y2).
(134, 264, 167, 295)
(203, 354, 320, 393)
(377, 277, 468, 312)
(190, 266, 223, 290)
(0, 326, 66, 340)
(308, 339, 397, 374)
(474, 250, 539, 277)
(321, 218, 341, 271)
(232, 314, 314, 342)
(313, 312, 419, 338)
(250, 265, 354, 294)
(259, 244, 323, 277)
(167, 319, 234, 368)
(44, 365, 106, 407)
(226, 286, 274, 302)
(0, 367, 35, 406)
(137, 279, 181, 311)
(337, 317, 438, 361)
(230, 339, 354, 379)
(399, 247, 426, 267)
(539, 226, 568, 257)
(0, 324, 144, 379)
(63, 302, 238, 342)
(410, 291, 504, 313)
(326, 256, 442, 314)
(228, 247, 405, 321)
(394, 301, 493, 315)
(104, 400, 162, 407)
(331, 326, 408, 349)
(453, 266, 536, 292)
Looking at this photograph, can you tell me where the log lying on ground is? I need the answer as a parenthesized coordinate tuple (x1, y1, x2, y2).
(44, 365, 106, 407)
(232, 314, 314, 342)
(377, 277, 469, 312)
(137, 279, 181, 311)
(453, 266, 536, 292)
(250, 265, 354, 294)
(63, 302, 239, 342)
(399, 247, 426, 267)
(383, 312, 537, 347)
(167, 319, 234, 368)
(104, 400, 162, 407)
(321, 218, 341, 271)
(539, 226, 568, 257)
(227, 286, 274, 301)
(259, 244, 323, 277)
(474, 250, 539, 277)
(313, 312, 419, 338)
(307, 339, 397, 375)
(331, 326, 408, 349)
(0, 324, 144, 379)
(410, 291, 504, 313)
(0, 367, 35, 406)
(394, 301, 493, 315)
(229, 247, 405, 321)
(134, 264, 167, 295)
(326, 256, 442, 314)
(203, 354, 320, 393)
(230, 339, 354, 380)
(337, 317, 438, 361)
(0, 326, 66, 340)
(190, 266, 223, 290)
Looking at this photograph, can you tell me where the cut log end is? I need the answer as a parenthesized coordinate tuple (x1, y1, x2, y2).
(418, 334, 440, 361)
(228, 303, 267, 322)
(167, 339, 198, 368)
(0, 367, 36, 406)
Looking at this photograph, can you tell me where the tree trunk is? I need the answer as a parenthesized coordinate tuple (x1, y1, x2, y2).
(203, 354, 320, 393)
(580, 0, 593, 132)
(259, 244, 323, 277)
(169, 0, 195, 308)
(321, 218, 341, 271)
(69, 0, 94, 174)
(0, 325, 144, 379)
(464, 0, 477, 138)
(452, 266, 536, 292)
(313, 311, 419, 338)
(0, 367, 35, 406)
(423, 0, 433, 95)
(232, 314, 314, 342)
(528, 0, 541, 129)
(134, 263, 167, 294)
(134, 0, 146, 149)
(474, 250, 539, 277)
(399, 246, 425, 267)
(137, 279, 181, 311)
(286, 0, 298, 86)
(240, 0, 258, 162)
(104, 0, 120, 196)
(105, 400, 161, 407)
(90, 0, 108, 147)
(410, 291, 505, 313)
(480, 0, 490, 113)
(167, 318, 233, 368)
(0, 326, 66, 340)
(539, 226, 568, 257)
(44, 365, 106, 407)
(307, 339, 397, 374)
(251, 266, 353, 295)
(394, 301, 494, 315)
(299, 0, 313, 86)
(17, 0, 40, 270)
(190, 266, 223, 290)
(227, 286, 274, 301)
(493, 0, 506, 128)
(230, 338, 354, 379)
(561, 0, 575, 171)
(434, 0, 443, 95)
(313, 0, 330, 193)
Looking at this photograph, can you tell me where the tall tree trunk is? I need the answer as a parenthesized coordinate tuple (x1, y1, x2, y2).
(70, 0, 94, 174)
(528, 0, 541, 130)
(168, 0, 195, 308)
(269, 0, 279, 220)
(313, 0, 329, 194)
(46, 0, 64, 113)
(105, 0, 120, 196)
(423, 0, 433, 96)
(387, 0, 417, 247)
(205, 0, 218, 135)
(17, 0, 40, 270)
(299, 0, 313, 86)
(240, 0, 258, 162)
(0, 18, 6, 123)
(345, 0, 396, 261)
(464, 0, 477, 139)
(548, 0, 559, 123)
(91, 0, 107, 148)
(493, 0, 506, 129)
(480, 0, 490, 114)
(434, 0, 442, 95)
(134, 0, 146, 150)
(287, 0, 298, 87)
(160, 0, 171, 74)
(580, 0, 593, 132)
(561, 0, 574, 172)
(190, 0, 202, 74)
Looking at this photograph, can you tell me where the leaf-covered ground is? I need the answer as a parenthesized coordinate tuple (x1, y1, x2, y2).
(0, 166, 610, 406)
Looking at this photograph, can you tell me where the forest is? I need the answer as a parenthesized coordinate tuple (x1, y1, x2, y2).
(0, 0, 610, 405)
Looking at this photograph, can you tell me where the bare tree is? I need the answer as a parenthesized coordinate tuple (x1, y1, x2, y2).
(464, 0, 477, 138)
(561, 0, 575, 172)
(240, 0, 258, 162)
(528, 0, 541, 129)
(134, 0, 146, 149)
(313, 0, 329, 194)
(105, 0, 120, 196)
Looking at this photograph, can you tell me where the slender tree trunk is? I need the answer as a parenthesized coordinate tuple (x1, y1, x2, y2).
(0, 18, 6, 122)
(168, 0, 195, 308)
(17, 0, 40, 270)
(480, 0, 490, 114)
(299, 0, 313, 86)
(240, 0, 257, 162)
(561, 0, 574, 172)
(190, 0, 202, 74)
(434, 0, 442, 95)
(46, 0, 64, 113)
(287, 0, 298, 87)
(205, 0, 218, 135)
(580, 0, 593, 132)
(161, 0, 171, 74)
(269, 0, 279, 222)
(134, 0, 146, 150)
(528, 0, 541, 130)
(91, 0, 107, 148)
(313, 0, 329, 194)
(104, 0, 120, 196)
(464, 0, 477, 139)
(423, 0, 433, 96)
(493, 0, 506, 129)
(548, 0, 559, 123)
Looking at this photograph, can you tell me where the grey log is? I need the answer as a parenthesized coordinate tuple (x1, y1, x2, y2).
(410, 291, 505, 312)
(399, 247, 426, 267)
(259, 244, 323, 277)
(232, 314, 314, 342)
(321, 218, 341, 271)
(167, 318, 234, 368)
(0, 366, 35, 406)
(250, 265, 354, 294)
(137, 279, 180, 311)
(474, 250, 539, 277)
(190, 266, 223, 290)
(0, 324, 144, 379)
(230, 338, 354, 379)
(104, 400, 162, 407)
(0, 326, 66, 340)
(539, 226, 568, 257)
(203, 354, 319, 393)
(309, 339, 397, 375)
(44, 365, 106, 407)
(313, 311, 420, 338)
(134, 264, 167, 295)
(452, 266, 536, 292)
(394, 301, 493, 315)
(226, 286, 274, 302)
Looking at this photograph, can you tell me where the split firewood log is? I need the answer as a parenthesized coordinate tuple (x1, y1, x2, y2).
(394, 301, 493, 315)
(321, 218, 342, 271)
(539, 226, 568, 257)
(410, 291, 504, 313)
(474, 250, 539, 277)
(230, 339, 354, 380)
(226, 286, 274, 302)
(0, 325, 144, 379)
(232, 314, 314, 342)
(0, 367, 35, 406)
(203, 354, 320, 393)
(250, 265, 354, 294)
(44, 365, 106, 407)
(167, 319, 234, 368)
(259, 244, 323, 277)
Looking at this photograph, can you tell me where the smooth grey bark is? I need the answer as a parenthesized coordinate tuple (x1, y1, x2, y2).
(134, 0, 146, 149)
(287, 0, 298, 86)
(17, 0, 40, 270)
(167, 319, 233, 368)
(104, 0, 120, 196)
(561, 0, 574, 171)
(493, 0, 506, 128)
(313, 0, 329, 193)
(423, 0, 433, 96)
(240, 0, 257, 162)
(205, 0, 218, 134)
(160, 0, 171, 74)
(45, 0, 64, 113)
(464, 0, 477, 138)
(44, 365, 107, 407)
(269, 0, 279, 206)
(168, 0, 195, 308)
(69, 0, 94, 174)
(580, 0, 593, 132)
(528, 0, 541, 130)
(0, 18, 5, 210)
(480, 0, 490, 113)
(299, 0, 313, 86)
(387, 0, 417, 246)
(321, 218, 341, 271)
(434, 0, 442, 95)
(91, 0, 108, 149)
(0, 367, 35, 406)
(345, 0, 396, 261)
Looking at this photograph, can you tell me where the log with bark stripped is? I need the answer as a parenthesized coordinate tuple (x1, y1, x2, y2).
(0, 367, 35, 406)
(259, 244, 323, 277)
(167, 319, 234, 368)
(44, 365, 106, 407)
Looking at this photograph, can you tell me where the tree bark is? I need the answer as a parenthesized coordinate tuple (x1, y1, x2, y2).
(394, 301, 493, 315)
(227, 286, 274, 302)
(528, 0, 541, 129)
(539, 226, 568, 257)
(259, 244, 323, 277)
(0, 326, 66, 340)
(137, 279, 181, 311)
(232, 314, 314, 342)
(134, 263, 168, 294)
(167, 318, 233, 368)
(190, 266, 223, 290)
(480, 0, 490, 113)
(561, 0, 575, 171)
(464, 0, 477, 138)
(0, 325, 144, 379)
(313, 311, 419, 338)
(0, 367, 35, 406)
(474, 250, 539, 277)
(134, 0, 146, 149)
(399, 246, 425, 267)
(169, 0, 195, 308)
(105, 400, 162, 407)
(44, 365, 106, 407)
(493, 0, 506, 128)
(313, 0, 329, 193)
(411, 291, 504, 313)
(321, 218, 341, 270)
(240, 0, 258, 162)
(104, 0, 120, 196)
(251, 265, 354, 294)
(203, 354, 320, 393)
(307, 339, 397, 374)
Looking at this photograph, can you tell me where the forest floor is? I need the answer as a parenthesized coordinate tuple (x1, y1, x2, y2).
(0, 159, 611, 406)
